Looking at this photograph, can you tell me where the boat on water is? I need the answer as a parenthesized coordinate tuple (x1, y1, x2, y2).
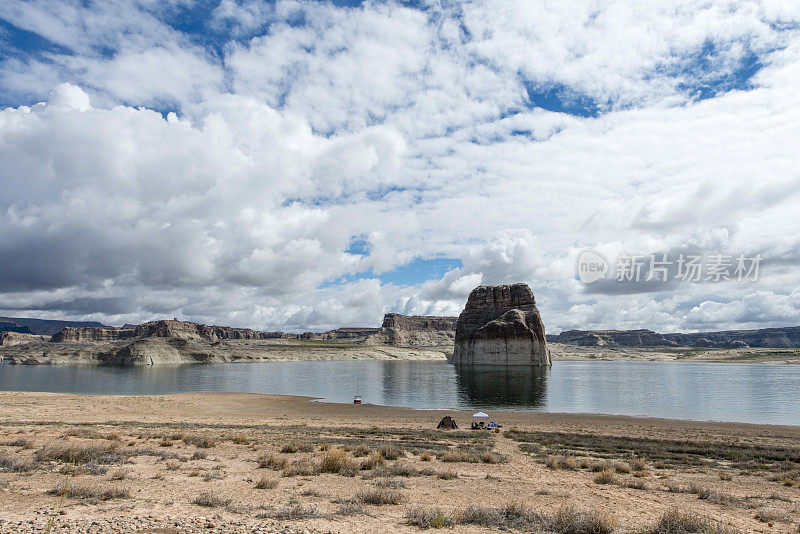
(353, 395, 362, 404)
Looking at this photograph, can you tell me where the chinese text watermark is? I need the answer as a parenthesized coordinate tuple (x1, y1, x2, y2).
(577, 250, 761, 284)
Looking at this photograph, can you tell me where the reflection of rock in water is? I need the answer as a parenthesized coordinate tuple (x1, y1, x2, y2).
(454, 365, 549, 408)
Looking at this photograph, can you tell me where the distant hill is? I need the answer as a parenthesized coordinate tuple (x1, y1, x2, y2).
(547, 326, 800, 348)
(0, 316, 108, 336)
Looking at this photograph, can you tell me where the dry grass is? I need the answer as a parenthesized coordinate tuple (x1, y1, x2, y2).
(319, 448, 358, 476)
(646, 509, 743, 534)
(0, 454, 32, 472)
(281, 441, 314, 453)
(754, 507, 790, 523)
(357, 487, 404, 505)
(183, 434, 216, 449)
(593, 469, 618, 485)
(35, 442, 125, 465)
(378, 444, 401, 460)
(361, 452, 385, 470)
(257, 502, 319, 520)
(437, 469, 458, 480)
(48, 481, 129, 501)
(230, 433, 248, 445)
(282, 459, 318, 477)
(254, 474, 279, 489)
(336, 498, 366, 516)
(258, 453, 287, 470)
(407, 502, 615, 533)
(191, 491, 230, 508)
(405, 506, 457, 528)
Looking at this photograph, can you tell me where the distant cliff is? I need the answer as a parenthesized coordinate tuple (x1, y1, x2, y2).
(131, 320, 291, 341)
(548, 326, 800, 348)
(1, 315, 456, 366)
(0, 316, 107, 336)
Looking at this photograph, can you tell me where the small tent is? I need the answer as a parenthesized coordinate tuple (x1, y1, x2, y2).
(437, 416, 458, 429)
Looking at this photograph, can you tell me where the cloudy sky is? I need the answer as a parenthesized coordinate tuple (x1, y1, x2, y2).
(1, 0, 799, 333)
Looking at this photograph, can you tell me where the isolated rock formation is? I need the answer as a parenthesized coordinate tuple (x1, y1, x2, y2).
(450, 284, 550, 366)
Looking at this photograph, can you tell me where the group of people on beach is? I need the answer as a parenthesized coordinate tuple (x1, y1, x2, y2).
(471, 420, 502, 431)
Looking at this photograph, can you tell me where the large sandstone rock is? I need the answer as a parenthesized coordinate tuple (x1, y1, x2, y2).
(450, 284, 550, 366)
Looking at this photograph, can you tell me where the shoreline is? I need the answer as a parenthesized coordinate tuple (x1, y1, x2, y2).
(2, 391, 799, 434)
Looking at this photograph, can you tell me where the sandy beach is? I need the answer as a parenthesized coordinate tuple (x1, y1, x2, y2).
(0, 391, 798, 533)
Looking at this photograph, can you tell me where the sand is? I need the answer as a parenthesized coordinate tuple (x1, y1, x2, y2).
(1, 392, 799, 532)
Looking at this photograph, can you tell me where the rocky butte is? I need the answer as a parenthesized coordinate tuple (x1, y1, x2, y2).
(449, 283, 551, 366)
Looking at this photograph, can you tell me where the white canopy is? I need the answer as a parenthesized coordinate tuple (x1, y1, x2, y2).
(472, 412, 489, 418)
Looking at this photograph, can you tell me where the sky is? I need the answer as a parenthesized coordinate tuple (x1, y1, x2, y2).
(1, 0, 800, 334)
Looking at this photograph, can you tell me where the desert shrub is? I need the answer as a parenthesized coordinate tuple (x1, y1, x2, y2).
(457, 504, 505, 526)
(419, 452, 433, 461)
(593, 469, 617, 485)
(192, 491, 230, 508)
(258, 502, 319, 519)
(754, 508, 790, 523)
(49, 482, 129, 501)
(255, 474, 278, 489)
(0, 454, 32, 472)
(373, 477, 407, 488)
(361, 452, 384, 470)
(547, 455, 579, 470)
(351, 443, 370, 456)
(258, 453, 287, 470)
(184, 434, 216, 449)
(629, 457, 647, 471)
(282, 459, 318, 477)
(440, 450, 473, 463)
(406, 506, 457, 528)
(35, 443, 125, 465)
(646, 509, 743, 534)
(633, 470, 650, 478)
(159, 437, 173, 447)
(191, 450, 208, 460)
(357, 487, 403, 505)
(549, 505, 617, 534)
(479, 451, 503, 464)
(110, 469, 127, 480)
(613, 461, 632, 474)
(5, 437, 34, 449)
(626, 479, 648, 490)
(378, 444, 401, 460)
(280, 441, 313, 453)
(437, 469, 458, 480)
(718, 471, 733, 481)
(319, 449, 357, 476)
(387, 463, 424, 477)
(231, 433, 248, 445)
(589, 461, 609, 472)
(336, 498, 366, 516)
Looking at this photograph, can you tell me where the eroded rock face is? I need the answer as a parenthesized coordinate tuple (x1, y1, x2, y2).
(51, 327, 136, 343)
(450, 284, 550, 366)
(367, 314, 457, 347)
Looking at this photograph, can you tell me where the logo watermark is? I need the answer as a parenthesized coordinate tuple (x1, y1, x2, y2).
(576, 250, 761, 284)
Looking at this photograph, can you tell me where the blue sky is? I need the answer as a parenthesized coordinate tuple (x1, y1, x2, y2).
(1, 1, 800, 333)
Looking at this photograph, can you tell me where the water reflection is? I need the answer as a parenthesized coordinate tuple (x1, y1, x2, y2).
(453, 365, 549, 408)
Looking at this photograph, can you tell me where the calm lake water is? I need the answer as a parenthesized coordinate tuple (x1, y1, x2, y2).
(1, 360, 798, 425)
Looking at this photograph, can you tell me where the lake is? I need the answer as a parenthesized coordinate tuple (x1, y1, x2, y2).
(1, 360, 798, 425)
